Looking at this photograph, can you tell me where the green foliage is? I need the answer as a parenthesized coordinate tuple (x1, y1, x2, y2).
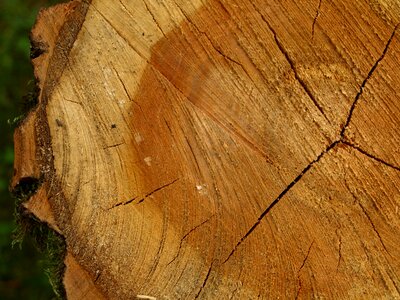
(0, 0, 64, 299)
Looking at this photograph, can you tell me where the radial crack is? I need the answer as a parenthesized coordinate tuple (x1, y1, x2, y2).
(343, 141, 400, 172)
(253, 6, 327, 120)
(223, 141, 339, 263)
(340, 23, 399, 136)
(336, 231, 342, 273)
(142, 0, 166, 37)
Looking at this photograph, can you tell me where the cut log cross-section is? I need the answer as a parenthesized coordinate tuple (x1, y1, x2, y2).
(13, 0, 400, 299)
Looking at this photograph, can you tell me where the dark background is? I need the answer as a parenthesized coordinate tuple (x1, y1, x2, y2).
(0, 0, 61, 299)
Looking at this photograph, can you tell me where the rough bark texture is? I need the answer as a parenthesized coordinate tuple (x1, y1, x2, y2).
(13, 0, 400, 299)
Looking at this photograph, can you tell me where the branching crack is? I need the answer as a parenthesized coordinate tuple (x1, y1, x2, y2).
(167, 215, 214, 266)
(253, 6, 327, 120)
(343, 141, 400, 172)
(95, 3, 400, 271)
(217, 12, 399, 266)
(223, 141, 338, 263)
(312, 0, 323, 39)
(340, 23, 399, 136)
(194, 263, 213, 299)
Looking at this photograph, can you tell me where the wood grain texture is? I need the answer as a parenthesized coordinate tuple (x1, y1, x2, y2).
(13, 0, 400, 298)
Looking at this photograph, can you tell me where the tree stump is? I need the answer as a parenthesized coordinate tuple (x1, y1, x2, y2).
(13, 0, 400, 298)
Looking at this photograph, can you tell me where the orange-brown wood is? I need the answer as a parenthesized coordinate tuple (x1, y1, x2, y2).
(13, 0, 400, 298)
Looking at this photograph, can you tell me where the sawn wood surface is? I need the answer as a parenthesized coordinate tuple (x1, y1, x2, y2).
(12, 0, 400, 298)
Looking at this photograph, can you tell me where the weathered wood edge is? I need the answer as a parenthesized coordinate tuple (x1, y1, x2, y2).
(11, 1, 105, 299)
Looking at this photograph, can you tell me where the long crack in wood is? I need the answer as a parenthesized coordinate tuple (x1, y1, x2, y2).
(312, 0, 323, 38)
(137, 178, 180, 204)
(107, 197, 137, 210)
(223, 141, 339, 263)
(107, 178, 179, 210)
(253, 5, 327, 120)
(343, 141, 400, 172)
(142, 0, 166, 37)
(340, 23, 399, 136)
